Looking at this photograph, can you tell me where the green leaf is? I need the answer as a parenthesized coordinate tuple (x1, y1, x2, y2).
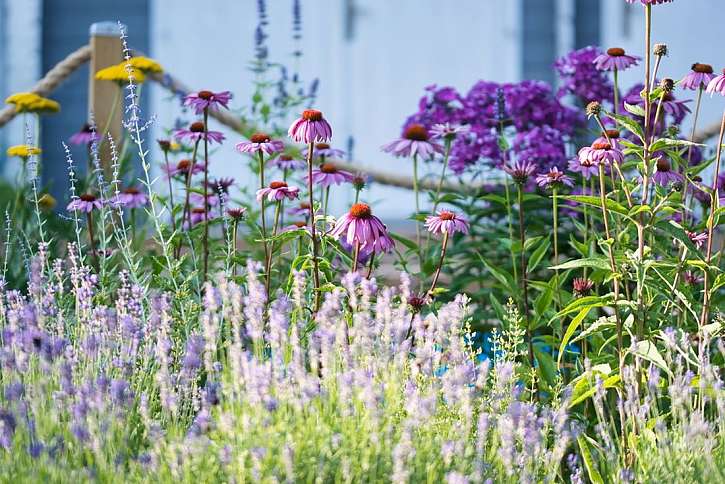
(570, 374, 621, 408)
(655, 220, 702, 257)
(550, 257, 611, 272)
(577, 435, 604, 484)
(562, 195, 628, 215)
(557, 305, 594, 368)
(390, 233, 418, 251)
(607, 111, 645, 141)
(534, 347, 557, 386)
(632, 340, 672, 377)
(528, 238, 551, 272)
(623, 102, 646, 117)
(477, 253, 515, 293)
(650, 137, 704, 153)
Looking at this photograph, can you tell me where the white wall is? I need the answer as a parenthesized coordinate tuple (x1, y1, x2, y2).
(149, 0, 522, 221)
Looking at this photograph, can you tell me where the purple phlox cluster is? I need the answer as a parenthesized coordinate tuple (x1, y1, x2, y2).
(554, 46, 614, 105)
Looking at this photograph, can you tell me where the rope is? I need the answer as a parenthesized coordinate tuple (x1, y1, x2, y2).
(0, 45, 92, 128)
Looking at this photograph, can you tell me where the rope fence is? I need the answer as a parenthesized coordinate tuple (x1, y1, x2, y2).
(0, 42, 721, 194)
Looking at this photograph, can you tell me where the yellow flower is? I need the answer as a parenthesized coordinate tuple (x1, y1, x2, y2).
(95, 64, 146, 84)
(6, 144, 42, 159)
(38, 194, 57, 211)
(127, 56, 163, 73)
(169, 141, 181, 152)
(5, 92, 60, 113)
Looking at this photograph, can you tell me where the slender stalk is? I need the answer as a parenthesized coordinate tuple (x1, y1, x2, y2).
(366, 251, 376, 279)
(352, 240, 360, 273)
(86, 211, 98, 267)
(264, 200, 282, 296)
(181, 140, 200, 237)
(162, 150, 177, 234)
(323, 186, 330, 220)
(699, 110, 725, 328)
(354, 188, 361, 204)
(597, 163, 624, 364)
(683, 86, 704, 225)
(504, 178, 519, 285)
(517, 186, 535, 372)
(258, 151, 269, 281)
(231, 220, 239, 276)
(613, 68, 620, 115)
(431, 139, 452, 216)
(202, 109, 210, 283)
(412, 154, 421, 257)
(582, 177, 590, 279)
(306, 142, 321, 310)
(427, 231, 449, 297)
(552, 188, 562, 322)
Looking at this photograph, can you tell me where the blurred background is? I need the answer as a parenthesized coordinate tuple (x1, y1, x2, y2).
(1, 0, 724, 220)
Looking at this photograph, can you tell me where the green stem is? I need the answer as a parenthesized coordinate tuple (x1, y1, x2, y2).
(306, 142, 321, 311)
(427, 231, 449, 298)
(683, 86, 703, 225)
(202, 109, 210, 283)
(412, 154, 421, 255)
(517, 186, 535, 373)
(613, 68, 619, 116)
(258, 151, 269, 279)
(265, 200, 282, 296)
(552, 187, 562, 323)
(504, 178, 519, 286)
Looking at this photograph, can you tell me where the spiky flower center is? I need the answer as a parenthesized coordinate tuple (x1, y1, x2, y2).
(251, 132, 271, 143)
(349, 203, 372, 219)
(192, 208, 206, 214)
(177, 159, 192, 171)
(692, 63, 714, 74)
(302, 109, 323, 121)
(604, 129, 620, 139)
(592, 142, 612, 151)
(197, 90, 214, 100)
(403, 124, 429, 141)
(300, 202, 311, 209)
(439, 211, 456, 221)
(573, 278, 594, 295)
(607, 47, 625, 57)
(123, 187, 140, 195)
(320, 163, 338, 174)
(190, 121, 205, 132)
(80, 194, 96, 202)
(408, 296, 426, 312)
(269, 181, 288, 189)
(278, 154, 293, 161)
(293, 221, 307, 228)
(81, 123, 93, 133)
(158, 139, 171, 150)
(656, 158, 671, 172)
(227, 208, 245, 219)
(316, 143, 330, 150)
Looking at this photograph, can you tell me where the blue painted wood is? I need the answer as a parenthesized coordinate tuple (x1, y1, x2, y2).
(41, 0, 149, 201)
(522, 0, 557, 85)
(575, 0, 601, 48)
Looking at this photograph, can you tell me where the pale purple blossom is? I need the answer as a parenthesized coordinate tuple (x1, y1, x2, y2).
(174, 121, 225, 144)
(288, 109, 332, 144)
(424, 211, 469, 236)
(593, 48, 640, 72)
(382, 123, 444, 159)
(308, 163, 355, 188)
(256, 181, 300, 202)
(67, 194, 103, 213)
(183, 90, 232, 114)
(681, 64, 716, 91)
(235, 133, 284, 156)
(329, 203, 395, 254)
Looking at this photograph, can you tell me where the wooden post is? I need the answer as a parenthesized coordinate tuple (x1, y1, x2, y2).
(88, 22, 124, 173)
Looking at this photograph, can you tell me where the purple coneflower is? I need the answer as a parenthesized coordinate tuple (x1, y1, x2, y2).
(503, 160, 536, 185)
(681, 63, 715, 91)
(67, 193, 103, 213)
(302, 143, 345, 160)
(652, 157, 682, 187)
(593, 129, 621, 149)
(381, 124, 444, 159)
(573, 278, 595, 297)
(282, 220, 310, 233)
(424, 210, 469, 235)
(593, 47, 640, 72)
(329, 203, 394, 255)
(191, 190, 220, 208)
(186, 207, 213, 229)
(113, 187, 148, 209)
(578, 141, 624, 166)
(235, 132, 284, 156)
(706, 68, 725, 96)
(684, 271, 702, 285)
(184, 90, 232, 114)
(288, 202, 312, 218)
(227, 207, 246, 220)
(686, 231, 707, 250)
(271, 154, 305, 171)
(174, 121, 225, 144)
(288, 109, 333, 144)
(308, 163, 355, 188)
(69, 123, 98, 146)
(567, 157, 599, 180)
(430, 123, 471, 141)
(536, 167, 575, 190)
(164, 159, 204, 178)
(256, 181, 300, 202)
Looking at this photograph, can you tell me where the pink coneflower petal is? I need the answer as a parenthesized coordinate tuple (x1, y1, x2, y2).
(330, 203, 394, 254)
(288, 109, 333, 144)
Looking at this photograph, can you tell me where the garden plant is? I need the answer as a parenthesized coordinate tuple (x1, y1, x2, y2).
(0, 0, 723, 482)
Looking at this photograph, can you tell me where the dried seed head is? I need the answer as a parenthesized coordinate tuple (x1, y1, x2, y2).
(227, 208, 246, 220)
(157, 139, 171, 151)
(653, 43, 668, 57)
(586, 101, 601, 117)
(660, 78, 675, 93)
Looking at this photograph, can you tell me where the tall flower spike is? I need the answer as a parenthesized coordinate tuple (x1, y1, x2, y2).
(288, 109, 332, 143)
